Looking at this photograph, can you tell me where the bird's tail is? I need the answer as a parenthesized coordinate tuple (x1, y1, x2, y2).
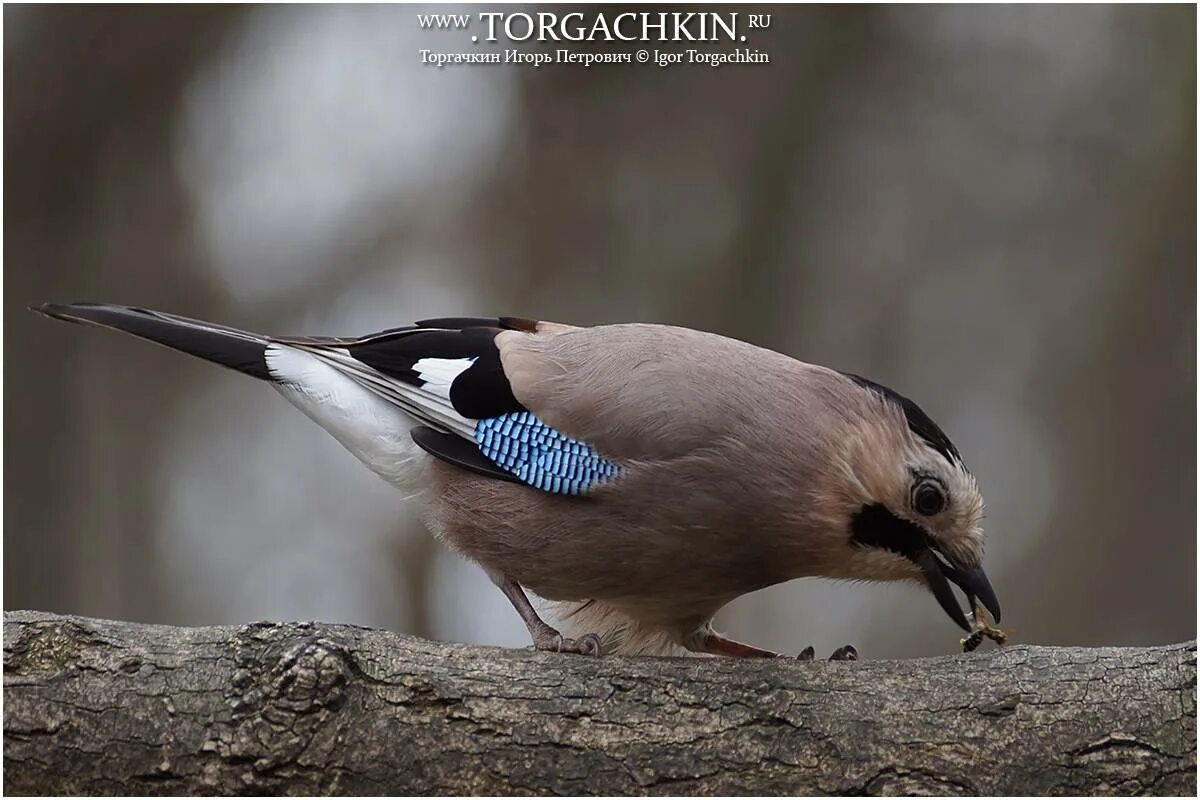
(32, 302, 272, 380)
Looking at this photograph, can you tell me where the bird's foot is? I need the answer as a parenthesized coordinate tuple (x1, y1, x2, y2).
(494, 576, 604, 657)
(533, 631, 603, 656)
(797, 644, 858, 661)
(830, 644, 858, 661)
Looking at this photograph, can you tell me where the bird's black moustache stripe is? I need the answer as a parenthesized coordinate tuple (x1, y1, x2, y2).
(850, 503, 928, 558)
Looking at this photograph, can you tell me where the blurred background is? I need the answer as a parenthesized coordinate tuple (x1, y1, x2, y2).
(4, 4, 1195, 658)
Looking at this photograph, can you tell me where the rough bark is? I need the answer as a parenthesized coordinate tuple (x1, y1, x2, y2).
(3, 611, 1194, 796)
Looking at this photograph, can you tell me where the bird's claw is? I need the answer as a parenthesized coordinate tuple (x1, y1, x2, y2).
(829, 644, 858, 661)
(796, 644, 858, 661)
(536, 632, 603, 656)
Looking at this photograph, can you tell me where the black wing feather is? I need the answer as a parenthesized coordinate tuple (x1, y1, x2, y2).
(411, 426, 521, 483)
(416, 316, 541, 332)
(348, 327, 524, 420)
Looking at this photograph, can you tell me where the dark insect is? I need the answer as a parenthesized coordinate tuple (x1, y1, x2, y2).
(960, 599, 1009, 652)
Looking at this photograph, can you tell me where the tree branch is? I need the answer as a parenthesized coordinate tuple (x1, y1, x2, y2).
(3, 610, 1194, 795)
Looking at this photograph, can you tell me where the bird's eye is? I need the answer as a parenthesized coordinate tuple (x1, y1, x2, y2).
(913, 482, 946, 516)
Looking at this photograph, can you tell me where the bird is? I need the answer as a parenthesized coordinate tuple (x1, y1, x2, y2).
(33, 302, 1000, 659)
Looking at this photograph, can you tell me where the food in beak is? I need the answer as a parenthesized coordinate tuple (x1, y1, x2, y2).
(961, 600, 1008, 652)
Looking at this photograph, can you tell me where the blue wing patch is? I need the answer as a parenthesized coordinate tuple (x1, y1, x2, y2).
(474, 411, 619, 495)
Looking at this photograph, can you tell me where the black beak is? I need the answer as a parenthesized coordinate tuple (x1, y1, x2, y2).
(914, 549, 1001, 632)
(949, 563, 1002, 623)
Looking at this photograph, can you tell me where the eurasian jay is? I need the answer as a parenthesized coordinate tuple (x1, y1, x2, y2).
(34, 303, 1000, 658)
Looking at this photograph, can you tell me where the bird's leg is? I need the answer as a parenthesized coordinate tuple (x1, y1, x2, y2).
(684, 628, 781, 658)
(494, 577, 603, 656)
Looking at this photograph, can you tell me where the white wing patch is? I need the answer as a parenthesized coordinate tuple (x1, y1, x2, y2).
(413, 356, 476, 400)
(263, 345, 432, 488)
(268, 345, 472, 434)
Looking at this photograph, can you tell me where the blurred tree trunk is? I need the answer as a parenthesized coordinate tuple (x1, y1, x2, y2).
(4, 611, 1195, 795)
(4, 7, 243, 619)
(1027, 7, 1196, 646)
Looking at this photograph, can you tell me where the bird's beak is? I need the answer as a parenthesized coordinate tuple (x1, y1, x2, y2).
(914, 549, 1002, 632)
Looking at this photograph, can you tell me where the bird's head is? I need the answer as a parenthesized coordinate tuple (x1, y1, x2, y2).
(816, 373, 1000, 632)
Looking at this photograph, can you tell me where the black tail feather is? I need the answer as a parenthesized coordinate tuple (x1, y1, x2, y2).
(33, 302, 271, 380)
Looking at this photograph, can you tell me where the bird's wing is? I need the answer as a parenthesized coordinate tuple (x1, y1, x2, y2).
(273, 316, 577, 435)
(273, 316, 628, 495)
